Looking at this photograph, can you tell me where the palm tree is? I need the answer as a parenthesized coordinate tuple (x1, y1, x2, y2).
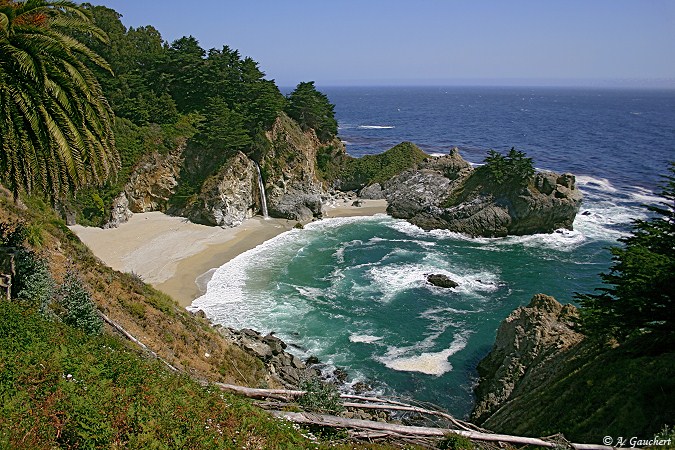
(0, 0, 119, 201)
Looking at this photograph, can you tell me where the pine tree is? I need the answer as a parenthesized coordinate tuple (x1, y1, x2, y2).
(285, 81, 337, 143)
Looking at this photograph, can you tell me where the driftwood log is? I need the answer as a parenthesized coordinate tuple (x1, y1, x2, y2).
(102, 316, 619, 450)
(270, 410, 615, 450)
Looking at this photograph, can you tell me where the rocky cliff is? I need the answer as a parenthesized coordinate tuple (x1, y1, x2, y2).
(185, 152, 258, 227)
(105, 113, 335, 227)
(471, 294, 675, 442)
(385, 149, 583, 237)
(260, 114, 330, 221)
(471, 294, 583, 424)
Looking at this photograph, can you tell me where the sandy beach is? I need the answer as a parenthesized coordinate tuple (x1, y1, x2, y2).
(70, 199, 387, 307)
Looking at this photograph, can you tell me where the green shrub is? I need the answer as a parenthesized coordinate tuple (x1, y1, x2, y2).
(13, 249, 55, 315)
(0, 219, 26, 247)
(480, 147, 534, 187)
(298, 377, 344, 414)
(56, 272, 103, 335)
(437, 432, 474, 449)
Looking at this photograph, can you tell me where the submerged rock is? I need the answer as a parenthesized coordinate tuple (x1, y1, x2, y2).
(426, 274, 459, 288)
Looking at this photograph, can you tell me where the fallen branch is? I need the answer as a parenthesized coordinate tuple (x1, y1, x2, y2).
(215, 383, 304, 400)
(98, 311, 179, 372)
(342, 401, 475, 432)
(270, 410, 615, 450)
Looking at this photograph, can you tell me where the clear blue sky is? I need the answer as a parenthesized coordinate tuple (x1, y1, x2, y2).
(86, 0, 675, 88)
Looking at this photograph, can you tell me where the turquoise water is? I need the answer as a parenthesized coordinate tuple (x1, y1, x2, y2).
(190, 183, 650, 417)
(190, 87, 673, 417)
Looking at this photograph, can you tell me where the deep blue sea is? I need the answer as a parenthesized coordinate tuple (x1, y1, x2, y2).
(191, 87, 675, 417)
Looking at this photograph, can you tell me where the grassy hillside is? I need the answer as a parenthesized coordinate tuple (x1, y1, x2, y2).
(0, 301, 313, 449)
(481, 334, 675, 443)
(0, 193, 271, 388)
(0, 191, 414, 449)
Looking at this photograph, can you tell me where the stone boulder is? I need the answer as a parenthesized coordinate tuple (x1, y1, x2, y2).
(359, 183, 385, 200)
(471, 294, 583, 424)
(426, 274, 458, 288)
(221, 327, 319, 389)
(384, 149, 582, 237)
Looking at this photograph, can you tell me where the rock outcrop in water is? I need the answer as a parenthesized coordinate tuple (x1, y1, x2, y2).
(384, 148, 583, 237)
(426, 274, 459, 288)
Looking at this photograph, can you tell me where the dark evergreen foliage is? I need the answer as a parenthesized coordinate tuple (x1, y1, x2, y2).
(481, 147, 534, 187)
(576, 163, 675, 342)
(285, 81, 338, 143)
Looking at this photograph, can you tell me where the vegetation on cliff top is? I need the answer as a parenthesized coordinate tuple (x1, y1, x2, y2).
(337, 141, 429, 191)
(478, 148, 535, 188)
(285, 81, 338, 143)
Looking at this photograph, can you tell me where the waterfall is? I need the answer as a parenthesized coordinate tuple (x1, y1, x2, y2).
(254, 162, 269, 218)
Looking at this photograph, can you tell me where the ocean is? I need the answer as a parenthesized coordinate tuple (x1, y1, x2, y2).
(190, 86, 675, 417)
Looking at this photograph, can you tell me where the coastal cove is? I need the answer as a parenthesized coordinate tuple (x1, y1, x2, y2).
(2, 1, 673, 445)
(72, 86, 673, 419)
(71, 199, 388, 307)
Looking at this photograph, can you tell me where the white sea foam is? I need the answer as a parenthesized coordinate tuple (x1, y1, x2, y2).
(349, 334, 384, 344)
(357, 125, 395, 129)
(628, 186, 665, 205)
(195, 268, 218, 296)
(576, 175, 618, 193)
(378, 334, 467, 376)
(495, 229, 586, 251)
(366, 261, 500, 303)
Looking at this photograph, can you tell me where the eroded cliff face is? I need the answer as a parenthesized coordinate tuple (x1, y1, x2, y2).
(385, 149, 583, 237)
(105, 113, 336, 227)
(261, 114, 333, 221)
(185, 152, 258, 227)
(105, 144, 185, 228)
(471, 294, 583, 424)
(126, 144, 185, 214)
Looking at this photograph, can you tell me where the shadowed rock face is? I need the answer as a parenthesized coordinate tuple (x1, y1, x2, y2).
(185, 151, 258, 227)
(471, 294, 583, 424)
(384, 149, 583, 237)
(261, 114, 329, 222)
